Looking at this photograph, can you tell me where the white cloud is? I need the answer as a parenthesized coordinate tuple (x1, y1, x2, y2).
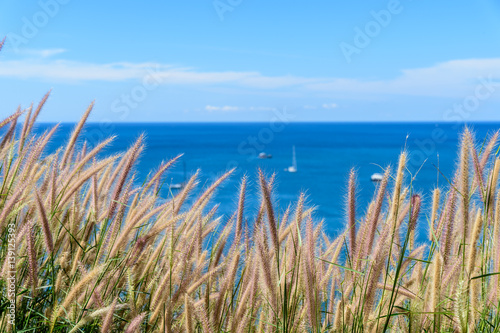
(0, 57, 499, 98)
(16, 48, 67, 58)
(0, 60, 175, 81)
(248, 106, 276, 111)
(305, 59, 500, 97)
(205, 105, 276, 112)
(205, 105, 241, 112)
(322, 103, 338, 109)
(303, 104, 338, 109)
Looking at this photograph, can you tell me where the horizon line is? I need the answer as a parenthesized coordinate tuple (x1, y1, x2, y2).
(32, 120, 500, 125)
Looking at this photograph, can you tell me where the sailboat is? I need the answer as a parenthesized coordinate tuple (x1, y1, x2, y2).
(285, 146, 297, 173)
(169, 161, 187, 190)
(258, 152, 272, 159)
(370, 173, 384, 182)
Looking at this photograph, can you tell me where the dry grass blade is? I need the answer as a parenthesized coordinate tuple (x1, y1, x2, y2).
(101, 298, 118, 333)
(235, 176, 247, 242)
(259, 169, 279, 256)
(53, 265, 104, 321)
(144, 153, 183, 191)
(106, 134, 143, 220)
(0, 106, 23, 131)
(27, 90, 51, 133)
(61, 101, 94, 167)
(35, 190, 54, 253)
(124, 312, 146, 333)
(0, 112, 19, 150)
(26, 221, 38, 294)
(347, 168, 357, 257)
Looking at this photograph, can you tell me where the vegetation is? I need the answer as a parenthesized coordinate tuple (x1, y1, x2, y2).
(2, 43, 500, 332)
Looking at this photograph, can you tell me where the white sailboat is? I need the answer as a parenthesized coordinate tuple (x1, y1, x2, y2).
(169, 161, 187, 190)
(285, 146, 297, 173)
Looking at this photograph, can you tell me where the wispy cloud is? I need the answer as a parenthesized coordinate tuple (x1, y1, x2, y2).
(248, 106, 277, 111)
(205, 105, 276, 112)
(0, 60, 175, 81)
(16, 48, 67, 58)
(302, 104, 339, 110)
(205, 105, 241, 112)
(0, 57, 499, 98)
(322, 103, 338, 109)
(305, 59, 500, 97)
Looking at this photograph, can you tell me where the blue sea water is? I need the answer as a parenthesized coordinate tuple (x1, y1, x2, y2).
(31, 122, 500, 238)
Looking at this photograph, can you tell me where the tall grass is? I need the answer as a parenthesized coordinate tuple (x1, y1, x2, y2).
(2, 74, 500, 332)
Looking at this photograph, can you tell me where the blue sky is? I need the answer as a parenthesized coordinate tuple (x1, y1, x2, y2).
(0, 0, 500, 122)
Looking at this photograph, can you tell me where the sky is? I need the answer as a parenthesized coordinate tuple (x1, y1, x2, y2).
(0, 0, 500, 122)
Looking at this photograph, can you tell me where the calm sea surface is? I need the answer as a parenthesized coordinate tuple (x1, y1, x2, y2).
(31, 122, 500, 239)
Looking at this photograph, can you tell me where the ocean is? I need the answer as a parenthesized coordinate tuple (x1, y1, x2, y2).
(31, 121, 500, 238)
